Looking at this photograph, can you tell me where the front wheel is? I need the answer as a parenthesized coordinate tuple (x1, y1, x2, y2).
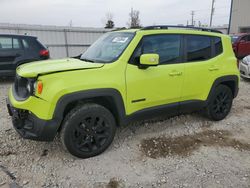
(60, 104, 116, 158)
(205, 85, 233, 121)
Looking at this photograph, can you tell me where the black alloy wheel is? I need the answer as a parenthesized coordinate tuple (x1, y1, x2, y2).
(206, 85, 233, 121)
(60, 104, 116, 158)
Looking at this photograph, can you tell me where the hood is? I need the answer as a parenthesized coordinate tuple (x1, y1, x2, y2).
(16, 58, 104, 78)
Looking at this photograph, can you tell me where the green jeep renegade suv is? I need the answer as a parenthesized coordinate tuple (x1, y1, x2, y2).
(7, 26, 239, 158)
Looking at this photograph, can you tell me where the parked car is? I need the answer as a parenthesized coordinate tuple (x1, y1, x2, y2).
(231, 33, 250, 59)
(239, 55, 250, 80)
(7, 26, 239, 158)
(0, 34, 49, 77)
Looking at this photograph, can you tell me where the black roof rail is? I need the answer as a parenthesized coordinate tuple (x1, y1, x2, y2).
(141, 25, 222, 34)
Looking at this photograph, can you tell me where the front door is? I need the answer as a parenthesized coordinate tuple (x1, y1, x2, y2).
(126, 34, 184, 115)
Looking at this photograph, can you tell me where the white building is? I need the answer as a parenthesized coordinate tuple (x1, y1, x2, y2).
(0, 23, 109, 58)
(229, 0, 250, 34)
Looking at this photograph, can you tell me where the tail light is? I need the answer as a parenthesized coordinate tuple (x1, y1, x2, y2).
(39, 49, 50, 58)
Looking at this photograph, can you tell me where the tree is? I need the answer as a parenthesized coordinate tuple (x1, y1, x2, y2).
(104, 12, 115, 29)
(127, 8, 141, 28)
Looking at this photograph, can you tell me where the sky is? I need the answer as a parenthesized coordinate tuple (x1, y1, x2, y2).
(0, 0, 232, 28)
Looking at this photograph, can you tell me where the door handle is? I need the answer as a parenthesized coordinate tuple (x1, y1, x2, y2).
(15, 53, 21, 57)
(169, 71, 182, 76)
(208, 66, 219, 71)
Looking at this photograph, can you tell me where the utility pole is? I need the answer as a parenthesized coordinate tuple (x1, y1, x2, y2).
(191, 11, 195, 26)
(209, 0, 215, 27)
(228, 0, 234, 34)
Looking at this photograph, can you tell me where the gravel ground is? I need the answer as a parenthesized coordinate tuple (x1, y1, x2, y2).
(0, 78, 250, 188)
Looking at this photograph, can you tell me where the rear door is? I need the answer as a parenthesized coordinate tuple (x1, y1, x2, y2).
(180, 35, 223, 109)
(0, 36, 23, 71)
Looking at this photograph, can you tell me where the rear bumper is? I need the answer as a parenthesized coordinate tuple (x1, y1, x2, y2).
(6, 98, 58, 141)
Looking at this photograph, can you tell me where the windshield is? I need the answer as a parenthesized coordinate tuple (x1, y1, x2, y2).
(231, 36, 239, 43)
(80, 32, 135, 63)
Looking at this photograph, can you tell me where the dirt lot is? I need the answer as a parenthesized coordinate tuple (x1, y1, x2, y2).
(0, 78, 250, 188)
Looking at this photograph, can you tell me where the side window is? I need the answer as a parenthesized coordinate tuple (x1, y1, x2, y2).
(22, 39, 30, 49)
(13, 38, 21, 49)
(130, 34, 181, 65)
(214, 37, 223, 56)
(0, 37, 21, 49)
(0, 37, 12, 49)
(186, 35, 212, 62)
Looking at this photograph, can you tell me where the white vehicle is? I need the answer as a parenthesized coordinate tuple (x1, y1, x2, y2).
(240, 55, 250, 80)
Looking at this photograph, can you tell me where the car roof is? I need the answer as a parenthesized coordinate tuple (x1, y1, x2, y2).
(114, 26, 224, 37)
(0, 34, 36, 38)
(115, 29, 224, 38)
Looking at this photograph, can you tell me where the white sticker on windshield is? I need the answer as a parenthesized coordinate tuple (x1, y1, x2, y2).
(112, 37, 128, 43)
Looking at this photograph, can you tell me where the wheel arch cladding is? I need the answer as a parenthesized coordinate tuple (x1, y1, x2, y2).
(53, 88, 126, 133)
(208, 75, 239, 103)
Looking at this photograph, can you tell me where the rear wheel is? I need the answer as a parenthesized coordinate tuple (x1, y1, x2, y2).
(206, 85, 233, 121)
(60, 103, 116, 158)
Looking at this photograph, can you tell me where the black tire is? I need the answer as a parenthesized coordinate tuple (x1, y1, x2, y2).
(60, 103, 116, 158)
(205, 85, 233, 121)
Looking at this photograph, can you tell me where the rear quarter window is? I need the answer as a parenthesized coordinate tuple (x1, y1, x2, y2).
(25, 38, 46, 51)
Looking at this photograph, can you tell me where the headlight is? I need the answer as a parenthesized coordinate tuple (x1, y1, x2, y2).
(242, 60, 249, 66)
(26, 82, 31, 93)
(14, 76, 36, 100)
(242, 56, 250, 66)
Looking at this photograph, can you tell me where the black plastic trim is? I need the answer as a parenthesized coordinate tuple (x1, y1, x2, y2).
(131, 98, 146, 103)
(6, 98, 57, 141)
(126, 102, 179, 123)
(207, 75, 239, 101)
(53, 88, 126, 127)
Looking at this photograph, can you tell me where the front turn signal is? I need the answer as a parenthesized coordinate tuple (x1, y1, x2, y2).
(37, 81, 43, 94)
